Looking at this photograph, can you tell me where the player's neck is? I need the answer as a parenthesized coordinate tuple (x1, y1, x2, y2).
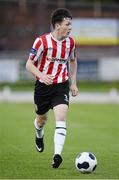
(52, 31, 66, 41)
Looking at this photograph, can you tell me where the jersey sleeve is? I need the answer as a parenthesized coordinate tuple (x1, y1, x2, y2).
(29, 37, 43, 62)
(69, 38, 76, 61)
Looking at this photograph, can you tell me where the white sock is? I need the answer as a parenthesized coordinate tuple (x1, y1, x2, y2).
(34, 118, 44, 138)
(54, 121, 66, 155)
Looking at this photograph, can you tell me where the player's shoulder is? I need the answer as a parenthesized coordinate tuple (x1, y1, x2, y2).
(37, 33, 50, 41)
(33, 33, 50, 48)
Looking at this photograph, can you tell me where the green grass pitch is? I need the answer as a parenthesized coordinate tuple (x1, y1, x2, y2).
(0, 102, 119, 179)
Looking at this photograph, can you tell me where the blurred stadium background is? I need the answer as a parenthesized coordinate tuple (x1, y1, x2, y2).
(0, 0, 119, 100)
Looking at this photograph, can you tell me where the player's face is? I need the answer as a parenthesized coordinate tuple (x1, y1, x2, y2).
(58, 18, 72, 38)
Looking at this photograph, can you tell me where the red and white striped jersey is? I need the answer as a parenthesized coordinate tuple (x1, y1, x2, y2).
(29, 32, 76, 84)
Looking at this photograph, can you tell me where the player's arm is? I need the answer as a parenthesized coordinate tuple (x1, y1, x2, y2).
(26, 59, 53, 85)
(69, 59, 78, 96)
(69, 38, 78, 96)
(26, 59, 42, 80)
(26, 37, 53, 85)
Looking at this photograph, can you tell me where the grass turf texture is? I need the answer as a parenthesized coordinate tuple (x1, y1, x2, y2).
(0, 103, 119, 179)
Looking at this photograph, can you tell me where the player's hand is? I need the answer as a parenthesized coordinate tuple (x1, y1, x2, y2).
(40, 73, 53, 85)
(70, 84, 78, 97)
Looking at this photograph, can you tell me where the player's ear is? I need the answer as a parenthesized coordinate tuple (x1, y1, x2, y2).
(55, 23, 61, 30)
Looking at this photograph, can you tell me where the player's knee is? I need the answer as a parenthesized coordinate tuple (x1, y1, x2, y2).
(56, 115, 66, 122)
(36, 116, 47, 127)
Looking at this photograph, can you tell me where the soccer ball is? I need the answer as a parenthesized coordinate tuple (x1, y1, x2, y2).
(75, 152, 97, 173)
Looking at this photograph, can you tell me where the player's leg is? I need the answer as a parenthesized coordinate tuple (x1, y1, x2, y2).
(34, 113, 48, 152)
(34, 80, 51, 152)
(52, 104, 68, 168)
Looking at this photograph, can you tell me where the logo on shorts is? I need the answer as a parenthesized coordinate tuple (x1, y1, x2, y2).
(64, 94, 69, 102)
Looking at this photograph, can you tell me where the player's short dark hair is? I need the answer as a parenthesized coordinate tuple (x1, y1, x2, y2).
(51, 8, 72, 29)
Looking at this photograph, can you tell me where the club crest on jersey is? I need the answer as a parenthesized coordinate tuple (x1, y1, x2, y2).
(66, 47, 70, 52)
(30, 48, 37, 55)
(48, 47, 53, 50)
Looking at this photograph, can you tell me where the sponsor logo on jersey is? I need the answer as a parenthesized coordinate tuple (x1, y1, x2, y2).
(48, 57, 67, 64)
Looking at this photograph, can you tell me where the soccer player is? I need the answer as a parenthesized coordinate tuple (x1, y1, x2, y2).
(26, 8, 78, 168)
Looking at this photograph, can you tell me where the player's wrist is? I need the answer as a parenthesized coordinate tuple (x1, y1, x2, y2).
(70, 79, 77, 86)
